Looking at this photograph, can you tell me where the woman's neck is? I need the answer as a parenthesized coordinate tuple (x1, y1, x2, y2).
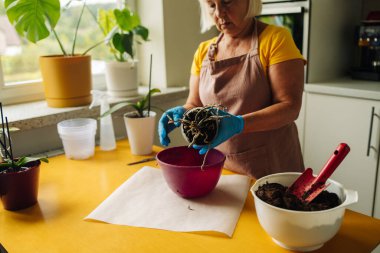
(222, 18, 255, 46)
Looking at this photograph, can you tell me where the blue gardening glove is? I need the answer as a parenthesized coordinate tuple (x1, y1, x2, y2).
(192, 110, 244, 155)
(158, 106, 186, 146)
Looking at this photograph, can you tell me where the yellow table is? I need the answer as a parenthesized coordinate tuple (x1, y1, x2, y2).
(1, 139, 379, 253)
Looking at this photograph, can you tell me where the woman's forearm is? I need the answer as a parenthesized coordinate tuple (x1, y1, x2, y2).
(242, 100, 302, 133)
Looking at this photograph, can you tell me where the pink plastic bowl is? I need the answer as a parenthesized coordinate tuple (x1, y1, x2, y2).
(156, 146, 226, 198)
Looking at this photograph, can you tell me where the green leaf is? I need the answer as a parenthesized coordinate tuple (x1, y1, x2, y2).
(112, 33, 124, 53)
(0, 163, 12, 168)
(15, 156, 48, 166)
(145, 88, 161, 101)
(134, 25, 149, 41)
(22, 156, 48, 164)
(100, 89, 161, 119)
(98, 9, 116, 36)
(0, 156, 48, 170)
(145, 88, 161, 112)
(141, 88, 161, 108)
(136, 100, 143, 110)
(15, 156, 27, 166)
(101, 102, 135, 118)
(131, 104, 143, 117)
(5, 0, 61, 43)
(114, 8, 140, 32)
(112, 33, 134, 59)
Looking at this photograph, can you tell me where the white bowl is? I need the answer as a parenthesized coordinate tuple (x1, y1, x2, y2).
(250, 172, 358, 252)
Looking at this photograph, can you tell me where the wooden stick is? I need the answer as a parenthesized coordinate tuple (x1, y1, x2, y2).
(148, 54, 153, 117)
(5, 117, 14, 162)
(0, 102, 8, 159)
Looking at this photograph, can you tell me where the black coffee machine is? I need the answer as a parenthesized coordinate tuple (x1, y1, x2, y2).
(351, 12, 380, 81)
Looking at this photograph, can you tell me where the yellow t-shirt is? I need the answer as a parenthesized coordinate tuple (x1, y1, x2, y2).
(191, 25, 305, 76)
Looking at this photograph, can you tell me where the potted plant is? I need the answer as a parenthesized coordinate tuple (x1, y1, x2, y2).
(5, 0, 104, 108)
(0, 103, 48, 210)
(97, 6, 149, 98)
(102, 87, 161, 155)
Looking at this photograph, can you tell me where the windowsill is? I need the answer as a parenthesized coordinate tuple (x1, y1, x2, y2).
(4, 86, 189, 131)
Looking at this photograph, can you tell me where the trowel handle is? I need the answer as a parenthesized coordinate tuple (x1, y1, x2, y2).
(316, 143, 350, 184)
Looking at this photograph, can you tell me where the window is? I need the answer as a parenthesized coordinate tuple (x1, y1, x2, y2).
(0, 0, 120, 105)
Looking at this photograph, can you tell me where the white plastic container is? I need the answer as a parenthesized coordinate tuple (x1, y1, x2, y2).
(251, 172, 358, 252)
(57, 118, 97, 160)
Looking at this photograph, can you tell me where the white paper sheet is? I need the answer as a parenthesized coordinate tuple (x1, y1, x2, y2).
(85, 166, 251, 237)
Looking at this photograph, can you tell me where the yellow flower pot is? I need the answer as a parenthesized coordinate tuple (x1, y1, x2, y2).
(39, 55, 92, 108)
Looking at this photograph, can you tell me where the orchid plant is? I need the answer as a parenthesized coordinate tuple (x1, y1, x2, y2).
(0, 103, 48, 173)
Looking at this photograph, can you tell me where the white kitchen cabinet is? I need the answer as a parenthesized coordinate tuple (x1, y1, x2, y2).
(303, 92, 380, 217)
(295, 92, 306, 153)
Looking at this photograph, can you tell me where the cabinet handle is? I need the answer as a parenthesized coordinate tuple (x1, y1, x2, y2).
(367, 107, 379, 156)
(372, 132, 380, 217)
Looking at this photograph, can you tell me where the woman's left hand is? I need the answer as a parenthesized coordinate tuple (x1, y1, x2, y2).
(192, 110, 244, 155)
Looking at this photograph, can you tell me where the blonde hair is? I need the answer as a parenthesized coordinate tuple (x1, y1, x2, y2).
(198, 0, 262, 33)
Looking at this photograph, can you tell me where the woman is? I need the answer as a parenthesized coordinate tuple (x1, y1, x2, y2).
(158, 0, 305, 179)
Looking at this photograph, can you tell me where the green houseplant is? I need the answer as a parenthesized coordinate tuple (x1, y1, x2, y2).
(5, 0, 104, 108)
(97, 7, 150, 98)
(102, 88, 161, 118)
(0, 103, 48, 210)
(98, 7, 149, 62)
(102, 87, 161, 155)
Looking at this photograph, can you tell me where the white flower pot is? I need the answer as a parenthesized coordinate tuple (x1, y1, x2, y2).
(124, 111, 156, 155)
(105, 60, 139, 98)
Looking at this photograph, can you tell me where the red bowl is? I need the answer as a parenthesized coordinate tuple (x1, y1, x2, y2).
(156, 146, 226, 198)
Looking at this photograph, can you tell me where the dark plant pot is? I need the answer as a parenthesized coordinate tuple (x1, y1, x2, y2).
(0, 161, 40, 211)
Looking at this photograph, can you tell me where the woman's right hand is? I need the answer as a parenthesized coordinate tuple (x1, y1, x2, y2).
(158, 106, 186, 146)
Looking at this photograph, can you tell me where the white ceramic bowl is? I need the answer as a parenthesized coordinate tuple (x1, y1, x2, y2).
(250, 172, 358, 252)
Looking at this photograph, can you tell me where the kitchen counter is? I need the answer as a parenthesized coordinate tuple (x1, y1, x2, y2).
(1, 139, 379, 253)
(305, 78, 380, 100)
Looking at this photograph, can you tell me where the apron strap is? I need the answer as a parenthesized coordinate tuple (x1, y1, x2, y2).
(207, 33, 224, 62)
(250, 18, 259, 56)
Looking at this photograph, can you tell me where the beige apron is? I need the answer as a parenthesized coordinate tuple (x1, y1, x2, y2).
(199, 20, 304, 179)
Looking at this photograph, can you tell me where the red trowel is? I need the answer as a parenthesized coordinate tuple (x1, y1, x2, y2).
(287, 143, 350, 204)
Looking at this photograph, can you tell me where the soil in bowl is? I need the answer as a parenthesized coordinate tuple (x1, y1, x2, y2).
(255, 182, 341, 211)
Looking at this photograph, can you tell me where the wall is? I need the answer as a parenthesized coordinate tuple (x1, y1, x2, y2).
(136, 0, 218, 88)
(307, 0, 362, 83)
